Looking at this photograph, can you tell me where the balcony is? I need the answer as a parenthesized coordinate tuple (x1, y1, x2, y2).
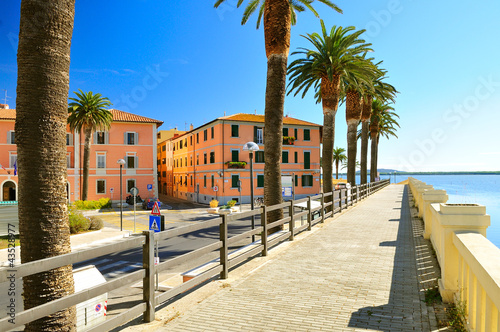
(283, 136, 296, 145)
(225, 161, 247, 169)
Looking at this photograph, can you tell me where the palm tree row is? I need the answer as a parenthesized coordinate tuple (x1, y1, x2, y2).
(287, 20, 398, 189)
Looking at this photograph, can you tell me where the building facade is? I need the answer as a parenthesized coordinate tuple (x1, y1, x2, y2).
(157, 113, 322, 205)
(0, 105, 163, 203)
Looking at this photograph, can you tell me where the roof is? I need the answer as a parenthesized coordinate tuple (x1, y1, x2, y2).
(0, 108, 163, 126)
(219, 113, 321, 127)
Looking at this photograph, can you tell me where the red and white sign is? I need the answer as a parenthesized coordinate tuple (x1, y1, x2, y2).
(213, 185, 219, 192)
(151, 202, 161, 215)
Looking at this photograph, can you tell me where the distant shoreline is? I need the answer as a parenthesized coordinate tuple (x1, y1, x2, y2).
(337, 171, 500, 176)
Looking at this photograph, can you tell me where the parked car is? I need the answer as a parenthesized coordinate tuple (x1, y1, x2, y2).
(335, 182, 351, 190)
(142, 197, 161, 210)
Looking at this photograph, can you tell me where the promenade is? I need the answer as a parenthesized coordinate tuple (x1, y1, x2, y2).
(146, 185, 441, 331)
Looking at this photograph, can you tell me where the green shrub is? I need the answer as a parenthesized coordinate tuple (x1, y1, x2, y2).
(73, 198, 111, 210)
(227, 200, 237, 207)
(69, 210, 90, 234)
(88, 216, 104, 230)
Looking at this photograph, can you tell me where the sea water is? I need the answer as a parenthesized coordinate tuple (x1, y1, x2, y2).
(338, 174, 500, 248)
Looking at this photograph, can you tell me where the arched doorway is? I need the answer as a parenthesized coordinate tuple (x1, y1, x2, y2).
(2, 181, 17, 201)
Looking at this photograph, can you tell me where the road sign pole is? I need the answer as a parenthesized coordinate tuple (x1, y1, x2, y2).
(133, 193, 136, 233)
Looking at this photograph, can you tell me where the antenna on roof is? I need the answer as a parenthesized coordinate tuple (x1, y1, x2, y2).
(1, 89, 10, 105)
(185, 122, 187, 131)
(254, 109, 257, 115)
(224, 111, 226, 116)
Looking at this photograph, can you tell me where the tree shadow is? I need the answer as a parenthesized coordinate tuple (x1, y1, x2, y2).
(348, 186, 425, 331)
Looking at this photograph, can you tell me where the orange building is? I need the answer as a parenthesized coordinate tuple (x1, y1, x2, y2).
(0, 104, 163, 203)
(157, 113, 322, 205)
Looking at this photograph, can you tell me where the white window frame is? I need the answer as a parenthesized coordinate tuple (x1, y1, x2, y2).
(67, 153, 72, 169)
(9, 153, 17, 168)
(125, 131, 138, 145)
(95, 131, 108, 145)
(256, 128, 263, 144)
(126, 179, 136, 193)
(126, 153, 137, 169)
(7, 131, 15, 145)
(66, 133, 73, 146)
(96, 179, 106, 194)
(282, 150, 289, 164)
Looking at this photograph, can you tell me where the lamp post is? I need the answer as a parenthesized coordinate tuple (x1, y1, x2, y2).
(117, 159, 126, 231)
(243, 142, 259, 242)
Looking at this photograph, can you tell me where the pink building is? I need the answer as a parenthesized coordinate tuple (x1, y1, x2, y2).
(0, 104, 163, 203)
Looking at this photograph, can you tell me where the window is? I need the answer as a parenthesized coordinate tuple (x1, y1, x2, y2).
(302, 175, 313, 187)
(282, 151, 289, 163)
(294, 151, 298, 164)
(7, 131, 15, 144)
(125, 132, 137, 145)
(127, 179, 136, 193)
(231, 174, 240, 188)
(204, 175, 207, 188)
(162, 171, 166, 177)
(190, 136, 193, 145)
(204, 129, 207, 141)
(231, 150, 239, 162)
(162, 145, 166, 152)
(66, 133, 73, 146)
(197, 154, 199, 165)
(283, 127, 288, 136)
(257, 174, 264, 188)
(295, 175, 298, 187)
(197, 133, 199, 143)
(255, 151, 265, 163)
(162, 158, 166, 164)
(210, 151, 215, 163)
(95, 131, 106, 144)
(97, 180, 106, 194)
(67, 154, 71, 168)
(254, 127, 263, 144)
(97, 154, 106, 168)
(127, 155, 136, 169)
(211, 127, 214, 139)
(304, 151, 310, 169)
(211, 175, 214, 188)
(231, 125, 239, 137)
(294, 128, 298, 140)
(185, 157, 187, 166)
(190, 176, 193, 186)
(184, 138, 187, 147)
(204, 153, 207, 164)
(180, 158, 182, 167)
(190, 156, 193, 166)
(304, 129, 310, 141)
(9, 154, 17, 168)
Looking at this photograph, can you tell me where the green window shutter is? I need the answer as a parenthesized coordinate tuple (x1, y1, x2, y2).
(283, 127, 288, 136)
(211, 126, 214, 139)
(204, 175, 207, 187)
(295, 175, 298, 187)
(304, 129, 310, 141)
(254, 126, 258, 142)
(255, 151, 264, 163)
(294, 128, 298, 140)
(231, 125, 238, 137)
(304, 152, 310, 169)
(257, 175, 264, 188)
(282, 151, 288, 163)
(301, 175, 306, 187)
(294, 151, 298, 163)
(232, 175, 239, 188)
(232, 150, 239, 162)
(211, 175, 214, 188)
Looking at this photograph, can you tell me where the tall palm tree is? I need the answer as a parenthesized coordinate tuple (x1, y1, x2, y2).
(359, 66, 397, 184)
(369, 99, 398, 181)
(287, 22, 372, 206)
(15, 0, 76, 330)
(214, 1, 342, 230)
(68, 90, 112, 201)
(332, 147, 347, 179)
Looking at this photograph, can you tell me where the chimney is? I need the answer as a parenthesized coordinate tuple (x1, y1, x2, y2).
(190, 123, 194, 130)
(0, 104, 9, 109)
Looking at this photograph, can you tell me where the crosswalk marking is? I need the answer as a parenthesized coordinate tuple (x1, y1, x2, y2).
(104, 263, 142, 279)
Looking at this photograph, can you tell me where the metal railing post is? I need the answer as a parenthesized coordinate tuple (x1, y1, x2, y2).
(339, 190, 342, 212)
(345, 189, 348, 207)
(142, 231, 155, 322)
(261, 206, 268, 256)
(321, 193, 325, 223)
(289, 200, 295, 241)
(307, 196, 312, 231)
(220, 215, 228, 279)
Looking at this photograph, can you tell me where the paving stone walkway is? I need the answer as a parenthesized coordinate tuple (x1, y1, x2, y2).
(156, 185, 435, 331)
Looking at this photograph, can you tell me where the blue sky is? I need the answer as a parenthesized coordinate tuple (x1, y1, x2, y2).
(1, 0, 499, 172)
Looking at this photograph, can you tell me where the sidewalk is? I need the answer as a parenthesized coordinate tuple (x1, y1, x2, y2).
(144, 185, 437, 331)
(0, 227, 130, 266)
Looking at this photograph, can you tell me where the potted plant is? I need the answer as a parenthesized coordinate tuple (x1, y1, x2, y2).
(227, 200, 239, 213)
(208, 199, 219, 214)
(282, 136, 295, 145)
(225, 161, 247, 169)
(218, 205, 232, 215)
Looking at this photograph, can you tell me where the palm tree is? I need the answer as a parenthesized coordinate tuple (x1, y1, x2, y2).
(214, 1, 342, 231)
(287, 22, 373, 200)
(369, 99, 398, 181)
(15, 0, 76, 330)
(332, 147, 347, 179)
(68, 90, 113, 201)
(359, 66, 397, 184)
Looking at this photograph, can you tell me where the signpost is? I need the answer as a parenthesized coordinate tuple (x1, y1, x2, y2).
(282, 175, 293, 199)
(147, 184, 152, 192)
(213, 185, 218, 201)
(148, 202, 161, 291)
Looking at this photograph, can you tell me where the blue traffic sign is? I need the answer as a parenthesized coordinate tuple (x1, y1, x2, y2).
(149, 215, 161, 232)
(147, 184, 153, 191)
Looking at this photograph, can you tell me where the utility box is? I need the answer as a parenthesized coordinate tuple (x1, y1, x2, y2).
(74, 265, 107, 331)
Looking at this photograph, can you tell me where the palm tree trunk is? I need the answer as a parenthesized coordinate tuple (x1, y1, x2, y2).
(15, 0, 76, 330)
(346, 120, 358, 186)
(360, 120, 369, 184)
(82, 127, 92, 201)
(335, 160, 339, 179)
(370, 132, 378, 182)
(263, 0, 290, 232)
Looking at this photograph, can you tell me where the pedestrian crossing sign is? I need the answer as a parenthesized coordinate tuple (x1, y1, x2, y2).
(149, 215, 161, 232)
(151, 202, 161, 215)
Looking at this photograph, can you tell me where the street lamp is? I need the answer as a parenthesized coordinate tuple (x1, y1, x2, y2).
(243, 142, 259, 242)
(117, 159, 126, 231)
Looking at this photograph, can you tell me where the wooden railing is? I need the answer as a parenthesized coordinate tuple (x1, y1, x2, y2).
(408, 177, 499, 331)
(0, 179, 390, 331)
